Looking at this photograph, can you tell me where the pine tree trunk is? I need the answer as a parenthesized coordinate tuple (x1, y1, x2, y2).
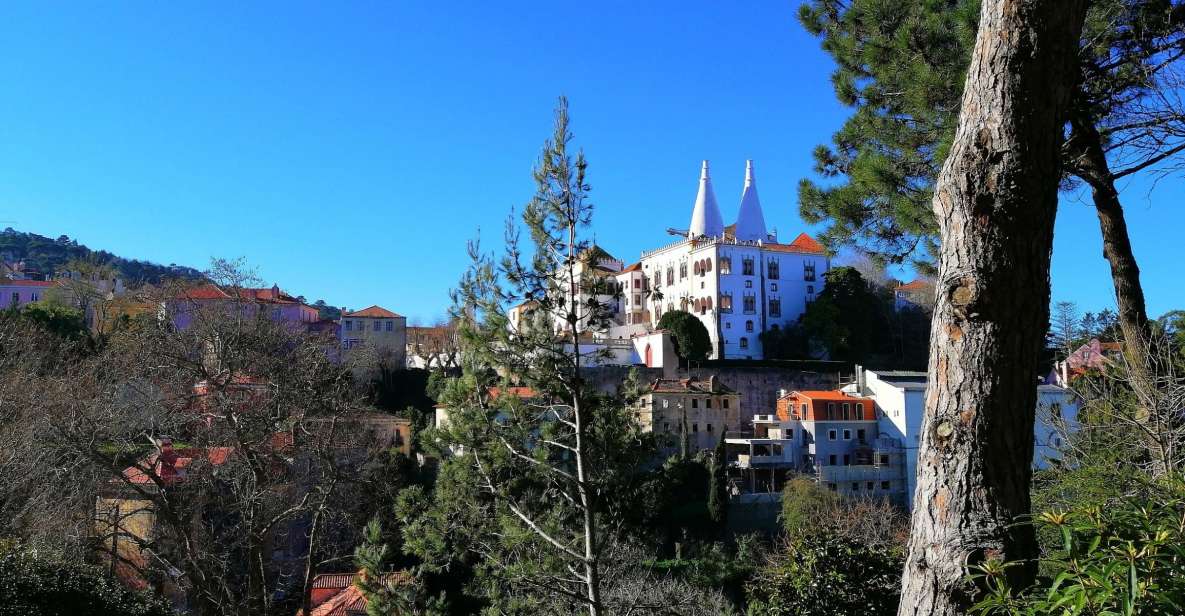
(567, 222, 602, 616)
(1067, 114, 1170, 475)
(899, 1, 1086, 614)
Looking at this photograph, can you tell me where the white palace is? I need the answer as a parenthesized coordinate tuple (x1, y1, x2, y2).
(528, 160, 830, 363)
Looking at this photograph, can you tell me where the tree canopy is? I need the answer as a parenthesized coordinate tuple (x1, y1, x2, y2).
(657, 310, 712, 364)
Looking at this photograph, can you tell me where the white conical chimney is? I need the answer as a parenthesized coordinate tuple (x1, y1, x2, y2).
(733, 160, 767, 242)
(688, 160, 724, 239)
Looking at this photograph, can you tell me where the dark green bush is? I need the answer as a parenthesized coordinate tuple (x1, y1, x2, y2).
(0, 546, 172, 616)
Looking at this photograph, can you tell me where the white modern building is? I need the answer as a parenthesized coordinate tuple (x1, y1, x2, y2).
(556, 160, 831, 361)
(725, 367, 1079, 508)
(842, 367, 1079, 510)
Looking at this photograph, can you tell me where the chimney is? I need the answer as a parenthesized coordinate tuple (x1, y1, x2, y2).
(156, 436, 174, 456)
(708, 374, 718, 392)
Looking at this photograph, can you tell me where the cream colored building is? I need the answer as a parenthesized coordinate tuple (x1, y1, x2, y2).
(340, 305, 407, 370)
(634, 375, 740, 452)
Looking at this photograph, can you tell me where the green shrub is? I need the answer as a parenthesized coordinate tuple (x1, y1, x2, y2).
(746, 530, 902, 615)
(972, 494, 1185, 615)
(0, 546, 172, 616)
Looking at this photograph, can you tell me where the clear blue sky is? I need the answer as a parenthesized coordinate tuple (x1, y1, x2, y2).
(2, 2, 1181, 323)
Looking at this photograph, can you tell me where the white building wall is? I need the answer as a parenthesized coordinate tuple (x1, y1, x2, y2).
(858, 368, 1080, 511)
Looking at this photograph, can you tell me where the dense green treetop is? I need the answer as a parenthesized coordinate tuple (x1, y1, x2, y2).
(657, 310, 712, 364)
(797, 0, 1185, 269)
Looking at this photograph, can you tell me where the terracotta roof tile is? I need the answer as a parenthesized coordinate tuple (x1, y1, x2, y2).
(762, 233, 827, 255)
(299, 572, 410, 616)
(0, 279, 59, 287)
(122, 446, 236, 485)
(343, 305, 402, 318)
(783, 390, 873, 403)
(487, 386, 538, 400)
(897, 278, 930, 292)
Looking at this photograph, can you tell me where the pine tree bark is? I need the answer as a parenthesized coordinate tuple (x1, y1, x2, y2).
(899, 1, 1087, 614)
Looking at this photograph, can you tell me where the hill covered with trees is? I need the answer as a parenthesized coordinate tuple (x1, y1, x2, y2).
(0, 228, 204, 284)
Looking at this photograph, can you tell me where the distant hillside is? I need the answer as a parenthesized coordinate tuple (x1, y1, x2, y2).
(0, 228, 205, 285)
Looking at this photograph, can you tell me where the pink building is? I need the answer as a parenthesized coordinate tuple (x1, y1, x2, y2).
(170, 283, 319, 331)
(0, 279, 58, 309)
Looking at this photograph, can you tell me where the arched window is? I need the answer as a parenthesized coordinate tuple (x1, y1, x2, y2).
(705, 259, 712, 272)
(739, 337, 749, 349)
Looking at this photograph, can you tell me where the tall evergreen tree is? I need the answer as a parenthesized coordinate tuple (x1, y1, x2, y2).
(706, 432, 729, 531)
(799, 0, 1185, 474)
(414, 98, 654, 615)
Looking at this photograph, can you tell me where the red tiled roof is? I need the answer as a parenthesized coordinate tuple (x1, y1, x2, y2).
(0, 279, 58, 287)
(312, 573, 357, 589)
(178, 284, 305, 305)
(621, 262, 643, 273)
(343, 305, 401, 318)
(763, 233, 827, 255)
(179, 284, 232, 300)
(897, 278, 930, 292)
(299, 572, 410, 616)
(122, 446, 235, 485)
(649, 377, 734, 394)
(308, 585, 365, 616)
(487, 386, 538, 399)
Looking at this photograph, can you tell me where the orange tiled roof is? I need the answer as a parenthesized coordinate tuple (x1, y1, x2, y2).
(343, 305, 402, 318)
(621, 262, 643, 273)
(487, 386, 538, 399)
(762, 233, 826, 255)
(784, 390, 872, 403)
(897, 278, 930, 292)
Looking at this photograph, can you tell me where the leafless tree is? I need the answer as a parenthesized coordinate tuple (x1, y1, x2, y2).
(1049, 330, 1185, 478)
(1051, 300, 1082, 359)
(0, 260, 398, 616)
(406, 319, 461, 370)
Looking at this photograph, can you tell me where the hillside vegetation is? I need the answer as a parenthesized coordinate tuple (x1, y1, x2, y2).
(0, 228, 203, 284)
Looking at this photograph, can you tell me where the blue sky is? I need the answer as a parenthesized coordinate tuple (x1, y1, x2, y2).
(2, 1, 1181, 323)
